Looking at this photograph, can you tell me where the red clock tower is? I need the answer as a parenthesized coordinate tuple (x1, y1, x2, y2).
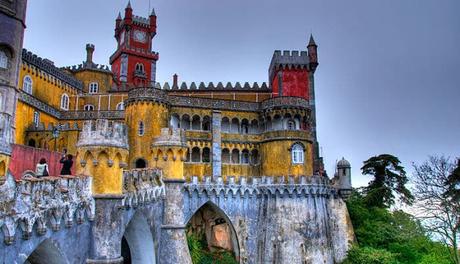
(110, 1, 159, 88)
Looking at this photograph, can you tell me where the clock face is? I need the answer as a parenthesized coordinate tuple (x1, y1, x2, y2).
(133, 30, 146, 43)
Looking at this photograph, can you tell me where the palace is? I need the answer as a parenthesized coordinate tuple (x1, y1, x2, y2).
(0, 2, 354, 264)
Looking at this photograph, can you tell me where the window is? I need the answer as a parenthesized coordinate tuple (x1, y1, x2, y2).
(287, 120, 295, 130)
(241, 149, 250, 164)
(60, 93, 69, 110)
(116, 102, 124, 110)
(135, 63, 144, 73)
(202, 148, 210, 163)
(89, 82, 98, 94)
(0, 51, 7, 69)
(291, 144, 304, 164)
(84, 104, 94, 111)
(138, 121, 144, 136)
(33, 111, 40, 127)
(23, 75, 33, 94)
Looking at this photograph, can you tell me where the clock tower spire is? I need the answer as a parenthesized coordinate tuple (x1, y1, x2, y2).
(110, 2, 159, 89)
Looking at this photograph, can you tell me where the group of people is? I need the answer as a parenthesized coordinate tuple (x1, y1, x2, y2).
(35, 149, 73, 178)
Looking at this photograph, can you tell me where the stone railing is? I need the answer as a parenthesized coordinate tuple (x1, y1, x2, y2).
(18, 91, 61, 118)
(184, 175, 336, 198)
(60, 110, 124, 120)
(261, 96, 309, 110)
(122, 168, 166, 208)
(0, 174, 94, 245)
(77, 119, 128, 149)
(261, 130, 311, 142)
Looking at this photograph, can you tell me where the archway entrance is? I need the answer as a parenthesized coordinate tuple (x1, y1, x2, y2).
(121, 212, 156, 264)
(186, 202, 239, 263)
(25, 239, 68, 264)
(135, 158, 146, 169)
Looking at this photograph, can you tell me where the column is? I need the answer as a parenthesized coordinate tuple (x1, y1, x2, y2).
(212, 110, 222, 180)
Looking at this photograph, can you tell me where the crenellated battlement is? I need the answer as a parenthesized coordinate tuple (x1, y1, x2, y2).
(269, 49, 310, 82)
(184, 175, 341, 198)
(77, 119, 128, 149)
(122, 168, 165, 208)
(155, 81, 269, 91)
(0, 173, 94, 245)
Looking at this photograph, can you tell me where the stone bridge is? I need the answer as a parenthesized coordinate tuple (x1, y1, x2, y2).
(0, 169, 353, 264)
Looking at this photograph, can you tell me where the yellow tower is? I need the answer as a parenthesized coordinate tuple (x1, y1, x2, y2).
(124, 87, 169, 168)
(75, 119, 129, 194)
(151, 128, 188, 180)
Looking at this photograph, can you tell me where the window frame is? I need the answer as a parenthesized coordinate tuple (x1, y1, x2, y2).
(83, 104, 95, 111)
(89, 82, 99, 94)
(138, 121, 145, 136)
(60, 93, 69, 110)
(291, 143, 305, 164)
(33, 111, 40, 127)
(23, 75, 33, 94)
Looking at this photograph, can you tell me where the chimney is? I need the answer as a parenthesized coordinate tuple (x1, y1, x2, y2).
(173, 74, 178, 88)
(86, 44, 95, 65)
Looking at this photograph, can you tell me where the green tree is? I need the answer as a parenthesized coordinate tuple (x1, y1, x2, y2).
(342, 246, 400, 264)
(361, 154, 414, 208)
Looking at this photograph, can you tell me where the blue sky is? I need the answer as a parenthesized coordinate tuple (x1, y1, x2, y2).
(24, 0, 460, 186)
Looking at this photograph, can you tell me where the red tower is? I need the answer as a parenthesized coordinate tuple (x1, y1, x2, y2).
(268, 35, 318, 99)
(110, 1, 159, 88)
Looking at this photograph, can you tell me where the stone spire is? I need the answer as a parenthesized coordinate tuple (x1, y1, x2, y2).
(126, 0, 132, 9)
(308, 34, 317, 47)
(116, 11, 122, 20)
(150, 7, 156, 16)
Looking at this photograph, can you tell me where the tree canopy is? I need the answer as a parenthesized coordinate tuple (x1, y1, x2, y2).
(361, 154, 414, 208)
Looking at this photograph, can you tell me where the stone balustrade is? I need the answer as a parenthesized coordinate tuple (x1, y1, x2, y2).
(0, 174, 94, 245)
(77, 119, 128, 149)
(122, 168, 166, 208)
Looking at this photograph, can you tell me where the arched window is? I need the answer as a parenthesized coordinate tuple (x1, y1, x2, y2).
(23, 75, 33, 94)
(231, 149, 240, 164)
(28, 139, 36, 148)
(230, 118, 239, 133)
(84, 104, 94, 111)
(222, 148, 230, 163)
(291, 143, 304, 164)
(138, 121, 144, 136)
(116, 102, 124, 110)
(202, 147, 210, 163)
(202, 116, 211, 131)
(33, 111, 40, 127)
(250, 149, 259, 165)
(0, 50, 7, 68)
(221, 117, 230, 133)
(135, 63, 144, 73)
(170, 114, 180, 129)
(89, 82, 99, 94)
(60, 93, 69, 110)
(241, 149, 250, 164)
(287, 119, 295, 130)
(191, 147, 200, 162)
(181, 114, 190, 130)
(241, 119, 249, 134)
(191, 115, 201, 130)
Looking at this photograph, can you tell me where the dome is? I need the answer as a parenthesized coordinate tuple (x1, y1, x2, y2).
(337, 157, 350, 167)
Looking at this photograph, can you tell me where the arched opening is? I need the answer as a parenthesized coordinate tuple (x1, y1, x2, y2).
(192, 115, 201, 130)
(249, 119, 258, 134)
(170, 114, 180, 129)
(265, 116, 272, 131)
(250, 149, 259, 165)
(121, 212, 156, 264)
(202, 116, 211, 131)
(28, 138, 36, 148)
(181, 114, 191, 130)
(135, 158, 147, 169)
(273, 115, 282, 130)
(26, 239, 68, 264)
(230, 118, 239, 134)
(231, 149, 240, 164)
(222, 148, 230, 164)
(186, 202, 239, 264)
(241, 149, 250, 164)
(191, 147, 201, 162)
(221, 117, 230, 133)
(202, 147, 210, 163)
(241, 119, 249, 134)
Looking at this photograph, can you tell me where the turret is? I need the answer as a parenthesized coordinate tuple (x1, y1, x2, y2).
(76, 119, 129, 195)
(149, 8, 157, 35)
(124, 1, 133, 25)
(307, 34, 318, 72)
(115, 12, 122, 30)
(335, 157, 352, 199)
(85, 43, 95, 66)
(151, 128, 188, 180)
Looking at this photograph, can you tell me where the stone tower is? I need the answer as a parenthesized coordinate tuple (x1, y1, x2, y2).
(335, 157, 352, 199)
(110, 2, 159, 88)
(0, 0, 28, 177)
(76, 119, 129, 195)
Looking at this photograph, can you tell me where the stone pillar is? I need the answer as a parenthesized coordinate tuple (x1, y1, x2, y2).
(86, 195, 125, 264)
(212, 110, 222, 180)
(159, 180, 192, 264)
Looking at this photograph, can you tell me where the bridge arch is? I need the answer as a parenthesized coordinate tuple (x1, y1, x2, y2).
(122, 211, 156, 264)
(25, 238, 68, 264)
(186, 201, 240, 262)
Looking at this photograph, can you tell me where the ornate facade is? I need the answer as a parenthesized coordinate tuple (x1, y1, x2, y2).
(0, 2, 355, 264)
